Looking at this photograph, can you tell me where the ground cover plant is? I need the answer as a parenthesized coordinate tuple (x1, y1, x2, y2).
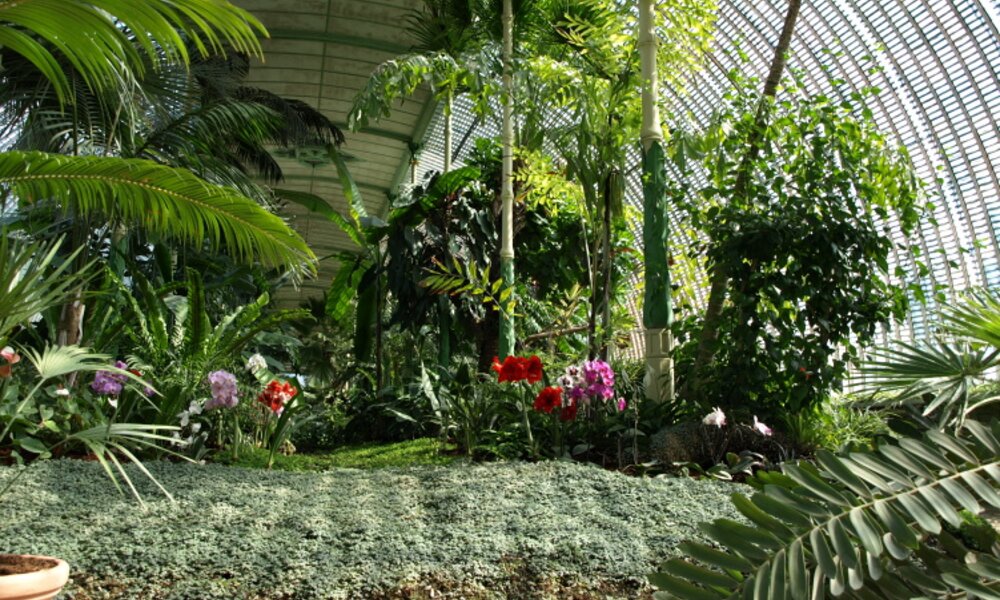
(221, 438, 456, 471)
(0, 459, 740, 599)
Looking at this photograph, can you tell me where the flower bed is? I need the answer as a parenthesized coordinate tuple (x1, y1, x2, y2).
(0, 460, 740, 599)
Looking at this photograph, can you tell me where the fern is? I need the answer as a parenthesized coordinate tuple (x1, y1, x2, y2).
(650, 420, 1000, 600)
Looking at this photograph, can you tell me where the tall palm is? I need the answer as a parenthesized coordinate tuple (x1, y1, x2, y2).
(0, 1, 316, 273)
(350, 0, 485, 174)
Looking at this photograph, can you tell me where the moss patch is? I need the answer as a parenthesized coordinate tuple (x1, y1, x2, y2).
(220, 438, 457, 471)
(0, 460, 740, 599)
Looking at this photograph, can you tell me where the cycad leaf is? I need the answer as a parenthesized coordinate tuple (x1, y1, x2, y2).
(650, 423, 1000, 599)
(0, 0, 265, 105)
(1, 151, 315, 274)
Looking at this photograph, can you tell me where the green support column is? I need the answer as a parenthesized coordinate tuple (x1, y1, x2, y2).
(642, 141, 673, 402)
(639, 0, 673, 402)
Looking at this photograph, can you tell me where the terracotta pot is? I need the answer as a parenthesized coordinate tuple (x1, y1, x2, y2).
(0, 554, 70, 600)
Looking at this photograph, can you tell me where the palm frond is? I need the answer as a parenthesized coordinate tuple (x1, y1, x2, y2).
(0, 151, 316, 274)
(348, 53, 464, 130)
(0, 0, 266, 105)
(650, 421, 1000, 599)
(420, 256, 516, 317)
(234, 87, 344, 147)
(70, 423, 187, 507)
(0, 234, 93, 345)
(942, 289, 1000, 349)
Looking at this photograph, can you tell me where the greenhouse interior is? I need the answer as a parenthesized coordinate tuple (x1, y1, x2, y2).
(1, 0, 999, 598)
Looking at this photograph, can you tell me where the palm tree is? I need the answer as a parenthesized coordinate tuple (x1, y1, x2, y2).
(0, 1, 315, 273)
(350, 0, 485, 174)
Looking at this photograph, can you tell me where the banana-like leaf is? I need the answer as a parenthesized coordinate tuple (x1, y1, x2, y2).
(650, 421, 1000, 600)
(328, 144, 368, 222)
(0, 0, 265, 105)
(1, 151, 316, 274)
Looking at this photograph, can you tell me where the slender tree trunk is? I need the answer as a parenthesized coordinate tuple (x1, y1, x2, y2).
(498, 0, 516, 358)
(375, 250, 384, 392)
(599, 172, 616, 361)
(443, 91, 453, 173)
(639, 0, 673, 402)
(437, 92, 454, 370)
(686, 0, 802, 403)
(57, 219, 90, 348)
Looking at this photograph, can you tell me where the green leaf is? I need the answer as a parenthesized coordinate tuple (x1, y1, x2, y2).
(848, 507, 883, 556)
(16, 436, 49, 456)
(678, 541, 753, 573)
(786, 539, 808, 600)
(1, 151, 315, 274)
(0, 0, 264, 105)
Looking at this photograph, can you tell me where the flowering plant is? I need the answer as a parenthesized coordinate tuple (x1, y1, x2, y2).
(490, 355, 548, 456)
(551, 359, 625, 423)
(257, 380, 296, 416)
(0, 346, 20, 378)
(205, 370, 239, 410)
(491, 355, 543, 384)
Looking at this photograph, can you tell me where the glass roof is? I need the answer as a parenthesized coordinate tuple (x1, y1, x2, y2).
(409, 0, 1000, 359)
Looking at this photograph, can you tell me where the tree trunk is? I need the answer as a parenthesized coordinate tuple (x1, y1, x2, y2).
(443, 91, 453, 174)
(686, 0, 802, 403)
(56, 219, 90, 349)
(498, 0, 516, 359)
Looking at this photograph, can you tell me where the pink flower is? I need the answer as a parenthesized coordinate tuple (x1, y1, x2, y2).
(702, 407, 726, 428)
(0, 346, 20, 378)
(616, 397, 626, 412)
(752, 416, 772, 436)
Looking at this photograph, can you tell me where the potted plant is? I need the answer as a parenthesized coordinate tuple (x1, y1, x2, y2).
(0, 554, 69, 600)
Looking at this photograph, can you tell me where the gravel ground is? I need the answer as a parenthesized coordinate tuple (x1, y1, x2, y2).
(0, 459, 741, 599)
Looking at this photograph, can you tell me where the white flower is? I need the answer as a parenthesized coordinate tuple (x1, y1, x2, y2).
(702, 407, 726, 428)
(177, 410, 190, 427)
(188, 401, 203, 416)
(191, 422, 202, 434)
(55, 387, 70, 397)
(108, 397, 118, 409)
(752, 416, 772, 437)
(246, 353, 267, 373)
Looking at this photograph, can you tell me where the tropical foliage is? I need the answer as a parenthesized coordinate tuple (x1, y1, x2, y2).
(650, 420, 1000, 599)
(670, 75, 924, 419)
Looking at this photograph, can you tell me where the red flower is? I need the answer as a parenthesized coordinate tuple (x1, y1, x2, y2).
(257, 380, 297, 415)
(559, 399, 578, 422)
(533, 386, 563, 414)
(496, 355, 545, 384)
(525, 355, 543, 384)
(498, 356, 527, 383)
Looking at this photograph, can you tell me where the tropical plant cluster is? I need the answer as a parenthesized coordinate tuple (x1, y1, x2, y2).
(0, 0, 997, 598)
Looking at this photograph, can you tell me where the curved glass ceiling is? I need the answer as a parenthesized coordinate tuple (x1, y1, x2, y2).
(408, 0, 1000, 355)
